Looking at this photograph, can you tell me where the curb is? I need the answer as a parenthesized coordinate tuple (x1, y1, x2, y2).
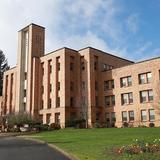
(19, 136, 79, 160)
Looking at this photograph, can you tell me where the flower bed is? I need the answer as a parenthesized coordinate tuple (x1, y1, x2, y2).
(114, 139, 160, 155)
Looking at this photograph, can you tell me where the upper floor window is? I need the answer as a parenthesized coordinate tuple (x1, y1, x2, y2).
(82, 81, 85, 90)
(70, 97, 74, 107)
(56, 57, 60, 71)
(57, 97, 60, 107)
(70, 81, 74, 91)
(70, 63, 74, 71)
(139, 72, 152, 84)
(140, 89, 153, 103)
(120, 76, 132, 87)
(102, 63, 113, 71)
(58, 82, 60, 91)
(121, 92, 133, 105)
(104, 95, 115, 107)
(48, 60, 52, 73)
(104, 80, 114, 91)
(81, 56, 85, 70)
(94, 56, 98, 70)
(95, 81, 98, 91)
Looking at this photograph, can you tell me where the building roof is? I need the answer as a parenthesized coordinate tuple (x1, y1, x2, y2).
(79, 46, 134, 63)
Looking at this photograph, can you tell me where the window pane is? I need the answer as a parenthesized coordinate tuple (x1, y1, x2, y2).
(128, 76, 132, 86)
(129, 111, 134, 121)
(105, 96, 110, 107)
(140, 91, 147, 103)
(141, 110, 147, 121)
(148, 90, 153, 101)
(111, 112, 116, 122)
(147, 72, 152, 83)
(149, 109, 155, 121)
(104, 81, 109, 90)
(139, 74, 145, 84)
(122, 111, 127, 121)
(106, 113, 110, 122)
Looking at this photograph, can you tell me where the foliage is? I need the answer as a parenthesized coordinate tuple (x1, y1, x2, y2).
(114, 139, 160, 155)
(0, 50, 10, 95)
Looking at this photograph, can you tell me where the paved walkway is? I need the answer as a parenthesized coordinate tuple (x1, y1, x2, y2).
(0, 137, 71, 160)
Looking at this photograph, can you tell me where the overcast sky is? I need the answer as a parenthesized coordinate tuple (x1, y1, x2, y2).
(0, 0, 160, 67)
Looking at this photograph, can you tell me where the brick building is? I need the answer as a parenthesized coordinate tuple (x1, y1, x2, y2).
(0, 23, 160, 128)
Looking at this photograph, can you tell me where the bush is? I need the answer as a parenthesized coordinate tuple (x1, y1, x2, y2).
(114, 139, 160, 155)
(49, 123, 61, 130)
(149, 123, 155, 127)
(123, 122, 128, 128)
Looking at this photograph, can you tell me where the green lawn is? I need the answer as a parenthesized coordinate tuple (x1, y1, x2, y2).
(30, 128, 160, 160)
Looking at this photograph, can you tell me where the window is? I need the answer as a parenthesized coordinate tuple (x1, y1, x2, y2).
(41, 100, 44, 109)
(41, 63, 44, 75)
(70, 97, 74, 107)
(120, 76, 132, 87)
(81, 62, 85, 70)
(139, 72, 152, 84)
(82, 81, 85, 90)
(121, 93, 133, 105)
(111, 112, 116, 122)
(94, 56, 98, 70)
(58, 82, 60, 91)
(56, 57, 60, 71)
(81, 56, 85, 70)
(104, 81, 109, 90)
(122, 111, 127, 121)
(106, 113, 110, 122)
(105, 95, 115, 107)
(104, 80, 114, 91)
(50, 84, 52, 92)
(102, 64, 114, 71)
(24, 72, 27, 80)
(48, 60, 52, 73)
(70, 62, 74, 71)
(46, 114, 51, 124)
(95, 81, 98, 91)
(148, 90, 153, 101)
(70, 81, 74, 91)
(149, 109, 155, 121)
(48, 98, 51, 109)
(57, 97, 60, 107)
(95, 96, 98, 107)
(24, 89, 26, 97)
(140, 90, 153, 103)
(129, 111, 134, 121)
(111, 96, 115, 106)
(141, 110, 147, 121)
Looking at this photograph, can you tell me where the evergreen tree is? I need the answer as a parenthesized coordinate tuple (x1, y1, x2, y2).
(0, 50, 10, 96)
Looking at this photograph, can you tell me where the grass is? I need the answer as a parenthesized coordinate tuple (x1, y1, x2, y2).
(30, 128, 160, 160)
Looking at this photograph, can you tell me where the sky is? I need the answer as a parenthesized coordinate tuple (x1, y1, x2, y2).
(0, 0, 160, 67)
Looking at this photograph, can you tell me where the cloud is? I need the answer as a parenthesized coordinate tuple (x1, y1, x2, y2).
(126, 13, 139, 33)
(0, 0, 156, 67)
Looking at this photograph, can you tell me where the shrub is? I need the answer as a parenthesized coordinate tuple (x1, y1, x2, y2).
(49, 123, 61, 130)
(149, 123, 155, 127)
(114, 139, 160, 155)
(123, 122, 128, 128)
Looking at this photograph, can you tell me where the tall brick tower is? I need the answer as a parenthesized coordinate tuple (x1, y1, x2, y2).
(15, 24, 45, 115)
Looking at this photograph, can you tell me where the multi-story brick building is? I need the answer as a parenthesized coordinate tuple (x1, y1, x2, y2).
(0, 23, 160, 128)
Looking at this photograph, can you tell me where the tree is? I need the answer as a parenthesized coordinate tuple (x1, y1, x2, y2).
(0, 50, 10, 96)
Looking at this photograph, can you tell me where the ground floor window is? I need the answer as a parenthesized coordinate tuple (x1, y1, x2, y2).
(149, 109, 155, 121)
(141, 110, 147, 121)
